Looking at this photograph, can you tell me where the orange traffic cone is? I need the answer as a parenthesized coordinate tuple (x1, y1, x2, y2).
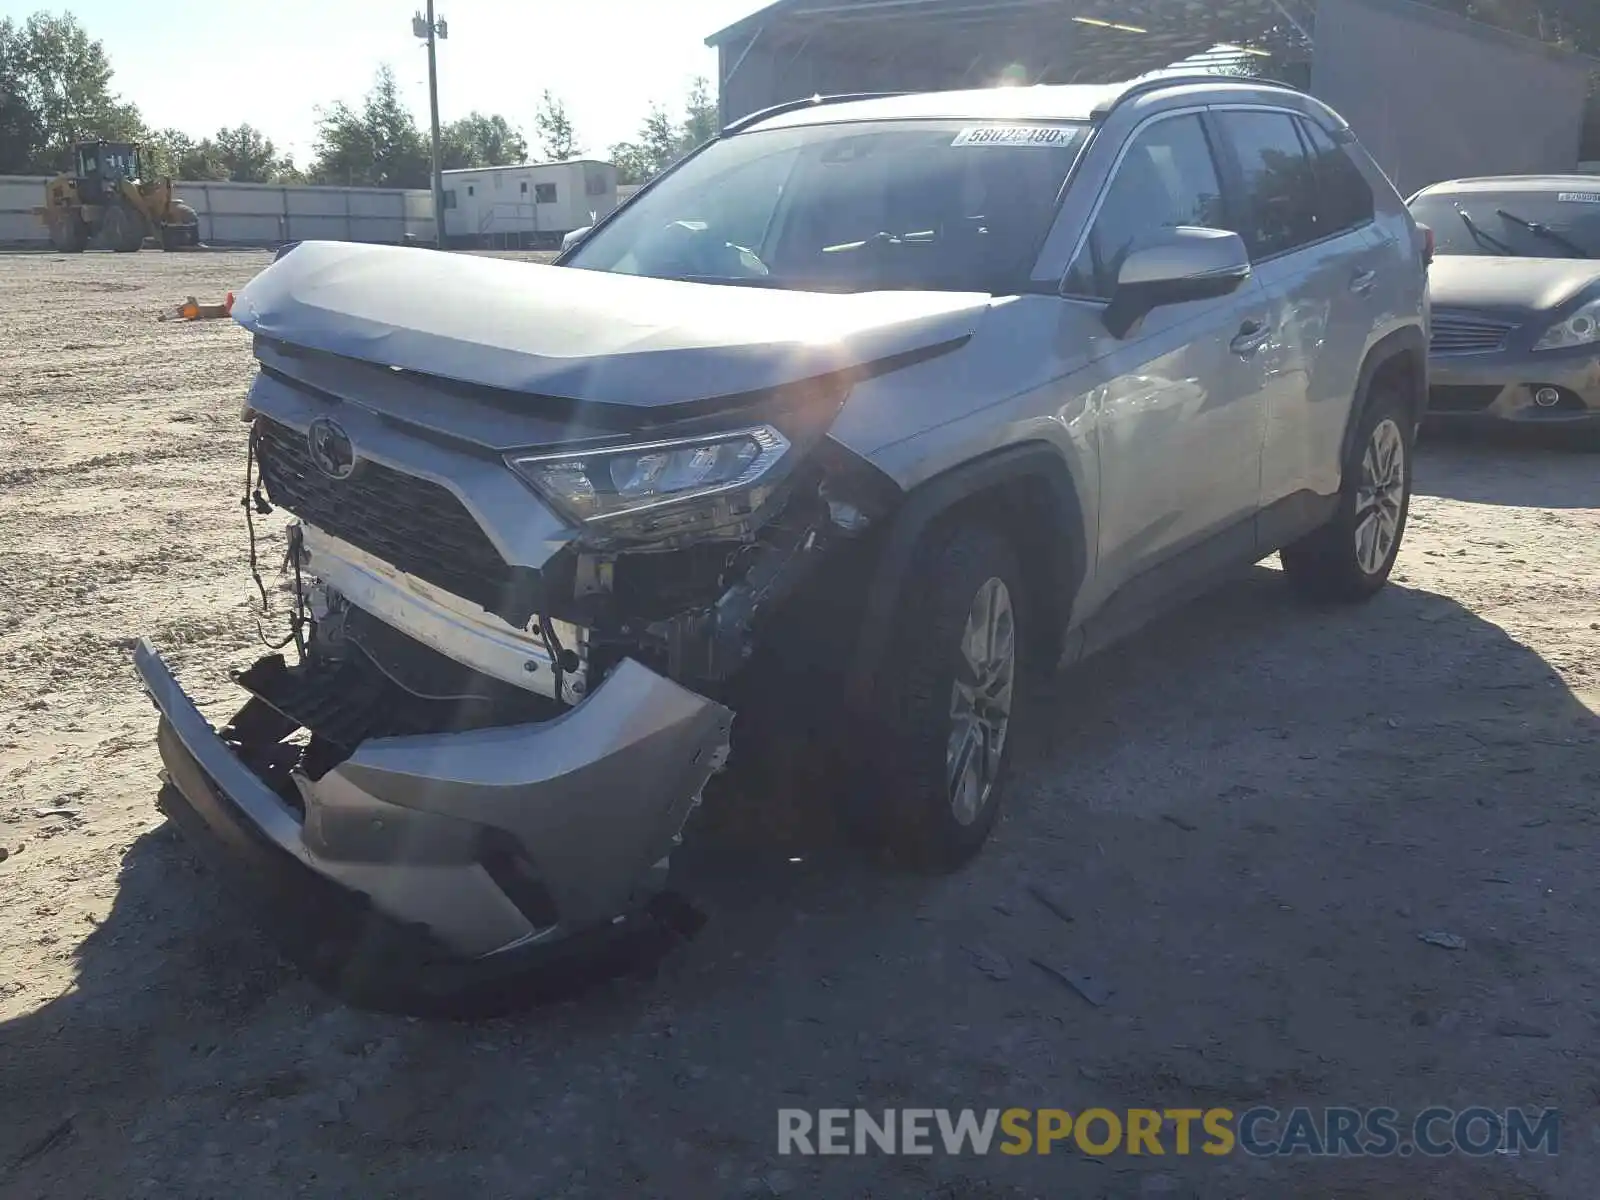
(159, 294, 236, 322)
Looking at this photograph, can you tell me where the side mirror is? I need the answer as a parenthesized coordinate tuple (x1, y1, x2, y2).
(1101, 227, 1252, 339)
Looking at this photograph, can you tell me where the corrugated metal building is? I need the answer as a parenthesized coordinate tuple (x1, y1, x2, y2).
(707, 0, 1596, 195)
(442, 159, 619, 248)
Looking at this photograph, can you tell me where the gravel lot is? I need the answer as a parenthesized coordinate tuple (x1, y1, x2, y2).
(1, 249, 1597, 1200)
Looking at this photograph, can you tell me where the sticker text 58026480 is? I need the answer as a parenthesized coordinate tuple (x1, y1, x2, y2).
(952, 125, 1076, 148)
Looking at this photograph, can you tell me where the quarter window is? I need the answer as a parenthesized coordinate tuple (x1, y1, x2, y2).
(1215, 110, 1320, 259)
(1063, 113, 1227, 300)
(1297, 118, 1375, 236)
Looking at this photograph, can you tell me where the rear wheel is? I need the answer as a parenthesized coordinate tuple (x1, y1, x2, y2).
(1280, 385, 1413, 601)
(857, 522, 1024, 870)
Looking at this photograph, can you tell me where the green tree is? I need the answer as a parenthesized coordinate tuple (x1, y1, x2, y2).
(607, 140, 654, 186)
(0, 12, 142, 174)
(0, 31, 41, 174)
(309, 65, 429, 188)
(639, 104, 682, 171)
(608, 78, 720, 185)
(213, 123, 281, 183)
(442, 111, 527, 170)
(145, 128, 226, 180)
(533, 90, 581, 161)
(680, 76, 719, 151)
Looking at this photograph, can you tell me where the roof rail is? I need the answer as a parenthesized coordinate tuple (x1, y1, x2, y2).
(1089, 73, 1303, 120)
(723, 92, 908, 135)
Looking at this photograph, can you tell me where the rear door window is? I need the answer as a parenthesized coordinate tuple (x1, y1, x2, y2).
(1297, 118, 1375, 237)
(1214, 110, 1321, 260)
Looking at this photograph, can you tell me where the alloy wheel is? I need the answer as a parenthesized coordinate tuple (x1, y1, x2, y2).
(947, 576, 1016, 826)
(1355, 418, 1406, 575)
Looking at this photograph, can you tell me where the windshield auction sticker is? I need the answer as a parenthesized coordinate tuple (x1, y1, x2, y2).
(952, 125, 1076, 147)
(1557, 192, 1600, 203)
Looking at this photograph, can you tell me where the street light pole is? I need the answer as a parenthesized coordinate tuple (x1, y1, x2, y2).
(418, 2, 447, 248)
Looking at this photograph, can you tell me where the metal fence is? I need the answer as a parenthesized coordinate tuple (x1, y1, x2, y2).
(0, 176, 435, 247)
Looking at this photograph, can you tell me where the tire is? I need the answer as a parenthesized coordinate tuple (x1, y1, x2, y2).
(160, 223, 197, 251)
(48, 216, 88, 253)
(103, 205, 144, 252)
(1280, 384, 1414, 602)
(857, 521, 1025, 871)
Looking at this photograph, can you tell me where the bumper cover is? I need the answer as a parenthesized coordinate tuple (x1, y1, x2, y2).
(1428, 343, 1600, 424)
(134, 641, 732, 963)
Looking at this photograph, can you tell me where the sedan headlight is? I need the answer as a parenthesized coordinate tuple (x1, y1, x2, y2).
(507, 425, 792, 544)
(1534, 299, 1600, 351)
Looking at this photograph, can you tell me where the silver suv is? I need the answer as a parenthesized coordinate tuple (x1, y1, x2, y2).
(135, 76, 1428, 1009)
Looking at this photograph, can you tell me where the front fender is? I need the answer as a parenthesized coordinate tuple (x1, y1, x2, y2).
(842, 442, 1086, 709)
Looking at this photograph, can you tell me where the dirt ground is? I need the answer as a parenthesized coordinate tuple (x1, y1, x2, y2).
(1, 249, 1597, 1200)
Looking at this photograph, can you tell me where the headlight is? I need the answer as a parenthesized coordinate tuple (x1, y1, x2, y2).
(507, 425, 792, 544)
(1534, 299, 1600, 351)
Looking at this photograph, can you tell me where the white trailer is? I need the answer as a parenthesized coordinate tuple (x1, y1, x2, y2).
(441, 160, 618, 248)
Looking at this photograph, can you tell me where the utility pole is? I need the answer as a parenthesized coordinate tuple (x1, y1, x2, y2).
(414, 5, 448, 247)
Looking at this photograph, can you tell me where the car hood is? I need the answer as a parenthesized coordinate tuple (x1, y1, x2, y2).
(1428, 255, 1600, 313)
(233, 240, 992, 408)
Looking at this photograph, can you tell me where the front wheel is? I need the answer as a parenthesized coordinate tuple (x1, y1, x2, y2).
(160, 223, 198, 251)
(1280, 387, 1413, 601)
(857, 522, 1025, 871)
(103, 205, 145, 252)
(48, 215, 88, 253)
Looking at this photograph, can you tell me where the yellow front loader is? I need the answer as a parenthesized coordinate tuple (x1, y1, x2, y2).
(37, 141, 201, 253)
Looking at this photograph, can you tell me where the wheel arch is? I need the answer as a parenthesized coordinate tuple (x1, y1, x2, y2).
(843, 441, 1088, 710)
(1342, 325, 1428, 470)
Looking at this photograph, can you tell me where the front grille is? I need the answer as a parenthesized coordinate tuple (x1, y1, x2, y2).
(254, 418, 540, 622)
(1430, 310, 1518, 355)
(1429, 384, 1503, 413)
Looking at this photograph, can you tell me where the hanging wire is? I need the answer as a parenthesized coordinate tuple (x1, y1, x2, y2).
(241, 430, 307, 656)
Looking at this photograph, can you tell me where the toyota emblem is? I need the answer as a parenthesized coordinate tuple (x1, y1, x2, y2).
(306, 417, 355, 480)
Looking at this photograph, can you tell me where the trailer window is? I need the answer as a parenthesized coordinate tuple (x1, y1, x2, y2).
(535, 183, 557, 204)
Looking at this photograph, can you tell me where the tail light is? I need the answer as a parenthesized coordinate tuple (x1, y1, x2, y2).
(1417, 223, 1435, 268)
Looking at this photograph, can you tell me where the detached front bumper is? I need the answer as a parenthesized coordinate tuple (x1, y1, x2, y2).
(134, 640, 732, 976)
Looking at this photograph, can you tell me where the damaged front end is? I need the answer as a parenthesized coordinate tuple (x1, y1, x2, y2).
(135, 326, 900, 1003)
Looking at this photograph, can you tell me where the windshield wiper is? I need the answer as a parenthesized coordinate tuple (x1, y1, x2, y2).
(1455, 207, 1516, 255)
(1494, 208, 1591, 259)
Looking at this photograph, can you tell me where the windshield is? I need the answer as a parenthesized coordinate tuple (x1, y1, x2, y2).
(1408, 189, 1600, 259)
(565, 119, 1089, 293)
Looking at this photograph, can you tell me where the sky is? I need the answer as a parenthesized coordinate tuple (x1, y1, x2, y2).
(3, 0, 763, 165)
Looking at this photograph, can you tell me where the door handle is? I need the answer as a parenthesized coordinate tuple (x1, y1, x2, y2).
(1230, 319, 1272, 357)
(1350, 269, 1378, 295)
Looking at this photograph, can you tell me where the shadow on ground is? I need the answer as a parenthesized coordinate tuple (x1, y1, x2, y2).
(3, 496, 1596, 1198)
(1415, 426, 1600, 508)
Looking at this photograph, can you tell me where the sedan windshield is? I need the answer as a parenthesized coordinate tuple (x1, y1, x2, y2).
(564, 119, 1089, 293)
(1408, 189, 1600, 259)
